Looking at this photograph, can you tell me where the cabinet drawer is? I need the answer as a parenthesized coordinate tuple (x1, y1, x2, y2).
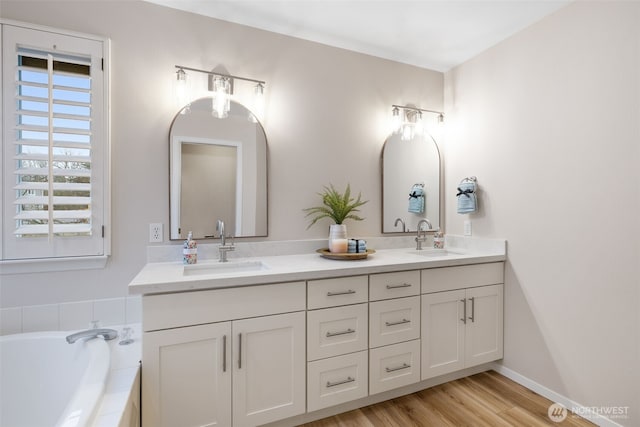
(307, 351, 368, 412)
(307, 303, 368, 361)
(369, 296, 420, 348)
(307, 276, 368, 309)
(369, 339, 421, 395)
(369, 271, 420, 301)
(421, 262, 504, 294)
(143, 281, 305, 332)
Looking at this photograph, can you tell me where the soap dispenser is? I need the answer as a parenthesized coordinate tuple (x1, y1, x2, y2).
(183, 231, 197, 264)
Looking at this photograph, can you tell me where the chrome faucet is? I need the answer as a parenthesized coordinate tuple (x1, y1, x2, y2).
(217, 220, 235, 262)
(415, 218, 433, 250)
(394, 218, 406, 233)
(66, 328, 118, 344)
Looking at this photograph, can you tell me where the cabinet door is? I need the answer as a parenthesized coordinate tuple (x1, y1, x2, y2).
(232, 311, 306, 427)
(142, 322, 231, 427)
(421, 290, 466, 380)
(465, 284, 504, 367)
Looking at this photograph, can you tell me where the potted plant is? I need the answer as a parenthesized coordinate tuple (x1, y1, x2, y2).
(304, 184, 368, 253)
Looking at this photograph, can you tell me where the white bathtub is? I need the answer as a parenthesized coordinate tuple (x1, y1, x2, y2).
(0, 329, 140, 427)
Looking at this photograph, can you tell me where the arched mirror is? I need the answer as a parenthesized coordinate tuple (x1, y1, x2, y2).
(381, 133, 441, 233)
(170, 98, 268, 240)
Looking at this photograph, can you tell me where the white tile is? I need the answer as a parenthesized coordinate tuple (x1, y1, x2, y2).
(93, 298, 126, 327)
(125, 296, 142, 324)
(0, 307, 22, 335)
(22, 304, 59, 332)
(59, 300, 93, 331)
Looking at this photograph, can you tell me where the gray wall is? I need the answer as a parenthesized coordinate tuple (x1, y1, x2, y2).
(444, 2, 640, 423)
(0, 0, 442, 307)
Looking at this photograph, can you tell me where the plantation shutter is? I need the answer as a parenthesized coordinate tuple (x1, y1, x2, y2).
(2, 24, 107, 260)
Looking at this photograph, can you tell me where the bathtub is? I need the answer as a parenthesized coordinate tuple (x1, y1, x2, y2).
(0, 328, 140, 427)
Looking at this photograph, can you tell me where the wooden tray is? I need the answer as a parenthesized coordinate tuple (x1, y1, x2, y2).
(316, 248, 375, 260)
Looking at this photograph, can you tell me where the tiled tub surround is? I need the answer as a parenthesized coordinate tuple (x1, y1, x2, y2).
(133, 235, 506, 427)
(0, 296, 142, 336)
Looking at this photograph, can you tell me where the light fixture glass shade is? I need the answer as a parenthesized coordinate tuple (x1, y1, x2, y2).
(401, 123, 413, 141)
(212, 76, 231, 118)
(251, 82, 265, 122)
(414, 111, 424, 136)
(391, 106, 401, 134)
(175, 68, 190, 114)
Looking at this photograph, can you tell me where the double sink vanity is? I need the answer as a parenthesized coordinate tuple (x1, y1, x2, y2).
(129, 236, 506, 427)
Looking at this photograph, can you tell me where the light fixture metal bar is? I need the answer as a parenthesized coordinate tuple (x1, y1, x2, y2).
(392, 104, 443, 116)
(175, 65, 265, 86)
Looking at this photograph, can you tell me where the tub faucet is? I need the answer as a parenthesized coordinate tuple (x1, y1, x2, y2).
(415, 218, 433, 250)
(394, 218, 406, 233)
(66, 328, 118, 344)
(217, 220, 235, 262)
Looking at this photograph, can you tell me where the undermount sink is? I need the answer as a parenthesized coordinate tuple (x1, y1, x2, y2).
(407, 249, 460, 257)
(183, 260, 269, 276)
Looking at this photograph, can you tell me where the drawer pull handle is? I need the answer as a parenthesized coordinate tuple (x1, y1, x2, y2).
(386, 283, 412, 289)
(222, 335, 227, 372)
(238, 333, 242, 369)
(460, 299, 467, 325)
(327, 289, 356, 296)
(386, 363, 411, 373)
(326, 376, 355, 388)
(385, 318, 410, 327)
(326, 328, 355, 337)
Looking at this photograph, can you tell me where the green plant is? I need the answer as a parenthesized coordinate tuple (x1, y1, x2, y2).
(304, 184, 368, 229)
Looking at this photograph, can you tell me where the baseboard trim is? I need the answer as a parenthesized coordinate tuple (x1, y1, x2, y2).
(491, 363, 626, 427)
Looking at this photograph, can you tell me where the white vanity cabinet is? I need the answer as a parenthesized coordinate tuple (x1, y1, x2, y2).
(141, 282, 306, 427)
(421, 264, 504, 380)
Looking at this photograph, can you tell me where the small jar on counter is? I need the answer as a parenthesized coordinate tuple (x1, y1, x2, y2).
(183, 231, 198, 264)
(433, 231, 445, 249)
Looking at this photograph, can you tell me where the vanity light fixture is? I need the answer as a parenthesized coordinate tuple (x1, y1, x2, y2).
(391, 105, 444, 140)
(173, 65, 266, 120)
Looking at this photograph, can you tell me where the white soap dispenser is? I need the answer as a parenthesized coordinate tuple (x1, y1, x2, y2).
(183, 231, 197, 264)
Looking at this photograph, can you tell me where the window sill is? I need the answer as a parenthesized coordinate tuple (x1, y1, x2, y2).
(0, 255, 109, 275)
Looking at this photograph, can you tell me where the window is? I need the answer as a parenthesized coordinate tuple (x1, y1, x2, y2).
(1, 22, 110, 267)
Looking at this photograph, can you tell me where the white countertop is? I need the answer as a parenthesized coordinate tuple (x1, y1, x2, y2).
(129, 236, 506, 295)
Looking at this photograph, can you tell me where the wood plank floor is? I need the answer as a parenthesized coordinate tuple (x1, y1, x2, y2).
(300, 371, 596, 427)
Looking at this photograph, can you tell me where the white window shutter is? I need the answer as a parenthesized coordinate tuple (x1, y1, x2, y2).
(2, 24, 108, 260)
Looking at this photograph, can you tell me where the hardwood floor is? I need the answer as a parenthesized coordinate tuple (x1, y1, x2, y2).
(300, 371, 596, 427)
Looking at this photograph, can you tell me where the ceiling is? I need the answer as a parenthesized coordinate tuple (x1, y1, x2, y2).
(145, 0, 571, 72)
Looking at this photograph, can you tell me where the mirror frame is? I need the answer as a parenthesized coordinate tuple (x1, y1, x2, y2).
(169, 98, 269, 240)
(380, 132, 444, 234)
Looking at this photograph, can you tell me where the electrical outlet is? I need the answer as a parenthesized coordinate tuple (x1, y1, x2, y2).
(149, 223, 163, 243)
(464, 220, 472, 236)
